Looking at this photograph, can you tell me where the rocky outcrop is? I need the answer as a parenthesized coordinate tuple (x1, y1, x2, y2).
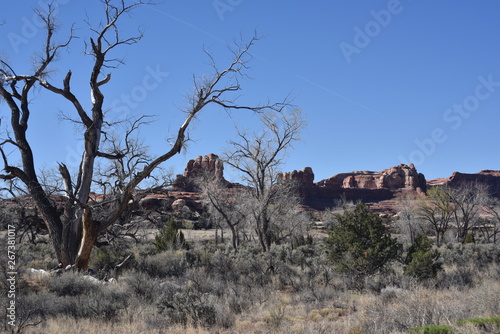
(428, 170, 500, 198)
(173, 153, 226, 191)
(280, 164, 426, 211)
(184, 153, 224, 179)
(317, 164, 426, 192)
(277, 167, 315, 187)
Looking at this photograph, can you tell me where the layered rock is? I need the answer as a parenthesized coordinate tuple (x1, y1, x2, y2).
(277, 167, 315, 187)
(173, 153, 226, 191)
(281, 164, 426, 210)
(184, 153, 224, 179)
(318, 164, 426, 192)
(428, 170, 500, 198)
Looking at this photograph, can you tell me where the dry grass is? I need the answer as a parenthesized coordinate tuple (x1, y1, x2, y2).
(16, 276, 500, 334)
(8, 236, 499, 334)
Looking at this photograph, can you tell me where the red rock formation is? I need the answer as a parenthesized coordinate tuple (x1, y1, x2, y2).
(277, 167, 315, 187)
(173, 153, 226, 191)
(184, 153, 224, 179)
(428, 170, 500, 197)
(281, 164, 426, 211)
(315, 164, 425, 192)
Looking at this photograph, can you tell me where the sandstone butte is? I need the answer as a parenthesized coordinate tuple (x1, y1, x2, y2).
(165, 154, 500, 214)
(2, 154, 498, 216)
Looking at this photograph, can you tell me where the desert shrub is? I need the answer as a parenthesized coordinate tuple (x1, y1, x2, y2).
(47, 272, 96, 297)
(224, 286, 254, 314)
(184, 269, 227, 297)
(409, 325, 453, 334)
(264, 299, 288, 330)
(325, 203, 402, 280)
(157, 286, 217, 327)
(436, 265, 475, 290)
(80, 288, 129, 320)
(137, 250, 187, 278)
(17, 241, 58, 270)
(125, 271, 162, 303)
(5, 290, 55, 333)
(208, 249, 233, 277)
(439, 243, 500, 270)
(15, 282, 128, 326)
(404, 235, 443, 280)
(90, 247, 129, 272)
(154, 216, 189, 252)
(51, 287, 128, 321)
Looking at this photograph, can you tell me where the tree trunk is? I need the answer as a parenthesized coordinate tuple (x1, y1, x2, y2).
(229, 225, 238, 251)
(74, 209, 97, 270)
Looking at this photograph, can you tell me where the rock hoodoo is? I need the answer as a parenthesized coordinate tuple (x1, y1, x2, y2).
(173, 153, 226, 191)
(277, 167, 315, 187)
(184, 153, 224, 179)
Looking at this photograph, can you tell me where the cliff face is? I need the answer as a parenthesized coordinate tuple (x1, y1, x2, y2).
(428, 170, 500, 198)
(173, 153, 226, 191)
(315, 164, 426, 192)
(278, 164, 426, 210)
(168, 154, 499, 212)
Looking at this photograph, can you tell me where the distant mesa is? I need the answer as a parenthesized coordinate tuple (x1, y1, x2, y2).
(166, 153, 499, 213)
(278, 163, 427, 211)
(313, 163, 426, 192)
(427, 169, 500, 198)
(2, 152, 498, 218)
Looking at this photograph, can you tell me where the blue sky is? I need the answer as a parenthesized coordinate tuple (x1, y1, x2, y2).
(1, 0, 499, 185)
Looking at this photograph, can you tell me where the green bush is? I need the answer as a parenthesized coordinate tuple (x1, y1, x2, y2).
(463, 233, 476, 244)
(325, 203, 402, 278)
(408, 325, 452, 334)
(154, 216, 189, 252)
(404, 234, 442, 280)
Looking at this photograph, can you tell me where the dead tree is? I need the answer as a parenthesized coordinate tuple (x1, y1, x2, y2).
(417, 186, 455, 247)
(223, 109, 305, 251)
(0, 1, 288, 270)
(445, 182, 490, 242)
(198, 175, 247, 250)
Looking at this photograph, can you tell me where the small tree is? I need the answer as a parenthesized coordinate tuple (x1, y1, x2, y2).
(223, 109, 305, 252)
(446, 182, 489, 243)
(417, 187, 455, 247)
(395, 192, 427, 245)
(325, 203, 401, 278)
(198, 175, 246, 251)
(154, 216, 188, 252)
(481, 197, 500, 244)
(404, 234, 442, 280)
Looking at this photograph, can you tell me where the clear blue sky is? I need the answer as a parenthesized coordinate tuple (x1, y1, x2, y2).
(1, 0, 499, 184)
